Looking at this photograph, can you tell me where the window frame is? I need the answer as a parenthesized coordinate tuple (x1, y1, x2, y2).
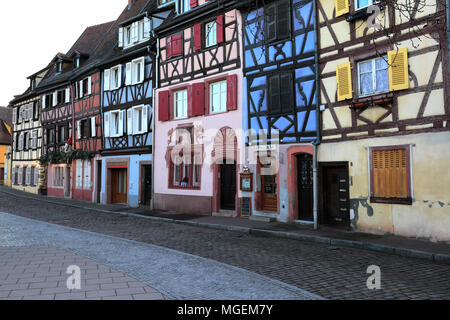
(357, 56, 389, 98)
(110, 110, 122, 137)
(110, 65, 121, 90)
(369, 145, 412, 205)
(205, 21, 217, 48)
(209, 80, 227, 114)
(169, 150, 203, 190)
(355, 0, 379, 10)
(174, 89, 188, 120)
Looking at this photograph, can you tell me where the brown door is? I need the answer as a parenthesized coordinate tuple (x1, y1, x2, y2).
(323, 165, 350, 226)
(298, 154, 313, 221)
(220, 162, 236, 210)
(111, 168, 128, 204)
(261, 162, 277, 212)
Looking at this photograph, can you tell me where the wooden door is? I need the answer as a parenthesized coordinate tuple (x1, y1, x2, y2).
(111, 168, 128, 204)
(142, 165, 152, 206)
(261, 163, 277, 212)
(323, 166, 349, 226)
(96, 161, 102, 203)
(220, 162, 236, 210)
(298, 154, 313, 221)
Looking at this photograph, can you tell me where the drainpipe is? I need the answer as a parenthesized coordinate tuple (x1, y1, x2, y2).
(312, 0, 322, 231)
(447, 0, 450, 61)
(150, 37, 160, 211)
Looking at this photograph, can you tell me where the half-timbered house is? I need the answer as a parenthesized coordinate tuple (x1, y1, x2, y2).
(9, 68, 48, 195)
(99, 0, 162, 207)
(154, 0, 244, 216)
(240, 0, 320, 222)
(317, 1, 450, 240)
(37, 22, 114, 199)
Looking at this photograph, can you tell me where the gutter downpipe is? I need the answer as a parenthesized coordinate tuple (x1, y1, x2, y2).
(447, 0, 450, 60)
(150, 36, 160, 211)
(312, 0, 321, 231)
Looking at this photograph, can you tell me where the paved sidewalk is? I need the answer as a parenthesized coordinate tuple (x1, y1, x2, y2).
(1, 186, 449, 265)
(0, 246, 164, 300)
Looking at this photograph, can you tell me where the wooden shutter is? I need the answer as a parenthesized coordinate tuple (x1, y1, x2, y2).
(142, 105, 149, 133)
(166, 36, 173, 59)
(216, 15, 224, 44)
(227, 74, 238, 111)
(336, 62, 353, 101)
(79, 81, 84, 98)
(280, 73, 294, 113)
(127, 109, 133, 134)
(372, 149, 408, 199)
(77, 121, 81, 140)
(277, 1, 290, 40)
(104, 112, 110, 137)
(335, 0, 349, 17)
(190, 0, 198, 8)
(53, 91, 57, 106)
(118, 110, 125, 136)
(118, 27, 124, 48)
(172, 34, 183, 57)
(87, 77, 92, 95)
(159, 91, 170, 121)
(104, 69, 111, 91)
(117, 65, 122, 88)
(190, 83, 205, 117)
(91, 117, 96, 137)
(194, 24, 202, 51)
(266, 4, 276, 42)
(144, 17, 151, 38)
(65, 87, 70, 103)
(269, 75, 281, 114)
(388, 48, 409, 92)
(126, 63, 132, 85)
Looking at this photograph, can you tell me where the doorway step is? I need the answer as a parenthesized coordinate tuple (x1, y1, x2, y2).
(250, 211, 277, 222)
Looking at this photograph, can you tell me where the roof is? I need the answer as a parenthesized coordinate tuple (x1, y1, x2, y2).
(0, 107, 12, 145)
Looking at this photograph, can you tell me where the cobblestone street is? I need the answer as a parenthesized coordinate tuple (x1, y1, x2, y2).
(0, 189, 449, 300)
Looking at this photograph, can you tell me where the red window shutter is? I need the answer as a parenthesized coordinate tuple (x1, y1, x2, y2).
(190, 0, 198, 8)
(194, 24, 202, 51)
(166, 37, 172, 59)
(227, 74, 238, 111)
(172, 34, 183, 57)
(216, 15, 224, 44)
(190, 83, 205, 117)
(159, 91, 170, 121)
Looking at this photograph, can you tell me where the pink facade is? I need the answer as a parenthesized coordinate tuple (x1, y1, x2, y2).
(154, 9, 245, 216)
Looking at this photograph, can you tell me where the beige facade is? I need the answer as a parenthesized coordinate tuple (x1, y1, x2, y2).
(317, 1, 450, 241)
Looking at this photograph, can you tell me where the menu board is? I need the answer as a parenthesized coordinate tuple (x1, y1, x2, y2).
(241, 197, 252, 217)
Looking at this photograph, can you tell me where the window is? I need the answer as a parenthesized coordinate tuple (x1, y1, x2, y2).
(269, 72, 294, 114)
(170, 152, 202, 189)
(75, 57, 80, 69)
(180, 0, 191, 13)
(174, 90, 188, 119)
(53, 167, 64, 187)
(110, 110, 124, 137)
(78, 119, 90, 140)
(83, 160, 91, 190)
(132, 57, 145, 85)
(57, 90, 66, 105)
(205, 21, 217, 47)
(76, 160, 83, 189)
(44, 93, 53, 108)
(32, 130, 38, 149)
(358, 57, 389, 96)
(30, 167, 35, 186)
(23, 132, 29, 151)
(370, 146, 412, 204)
(355, 0, 379, 10)
(210, 81, 227, 114)
(57, 62, 62, 73)
(110, 65, 122, 90)
(47, 128, 55, 145)
(119, 18, 151, 49)
(26, 166, 31, 186)
(125, 25, 132, 46)
(129, 105, 148, 135)
(18, 166, 23, 185)
(266, 1, 291, 42)
(33, 166, 39, 187)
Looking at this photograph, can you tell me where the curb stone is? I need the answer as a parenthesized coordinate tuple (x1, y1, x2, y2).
(1, 189, 450, 266)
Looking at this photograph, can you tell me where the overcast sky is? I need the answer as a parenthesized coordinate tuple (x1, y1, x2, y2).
(0, 0, 127, 106)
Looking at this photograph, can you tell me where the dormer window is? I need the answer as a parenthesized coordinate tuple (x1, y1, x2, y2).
(75, 57, 80, 69)
(57, 62, 62, 73)
(118, 17, 151, 49)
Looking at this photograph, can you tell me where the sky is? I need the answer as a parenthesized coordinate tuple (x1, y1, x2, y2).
(0, 0, 128, 106)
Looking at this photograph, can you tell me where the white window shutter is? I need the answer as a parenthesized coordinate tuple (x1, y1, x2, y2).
(104, 112, 110, 137)
(42, 96, 46, 109)
(118, 27, 124, 48)
(79, 81, 84, 98)
(117, 65, 122, 88)
(125, 63, 132, 86)
(132, 22, 138, 43)
(104, 69, 111, 91)
(84, 160, 91, 189)
(144, 17, 151, 38)
(34, 167, 39, 187)
(13, 108, 17, 124)
(118, 110, 125, 136)
(53, 91, 57, 106)
(77, 121, 81, 140)
(88, 77, 92, 95)
(76, 160, 82, 188)
(32, 130, 37, 149)
(91, 117, 96, 137)
(139, 58, 145, 83)
(142, 105, 148, 133)
(65, 87, 70, 103)
(127, 109, 133, 135)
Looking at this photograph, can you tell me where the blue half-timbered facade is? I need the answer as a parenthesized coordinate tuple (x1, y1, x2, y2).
(240, 0, 320, 222)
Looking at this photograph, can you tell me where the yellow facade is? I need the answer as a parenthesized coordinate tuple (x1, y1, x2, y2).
(317, 1, 450, 241)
